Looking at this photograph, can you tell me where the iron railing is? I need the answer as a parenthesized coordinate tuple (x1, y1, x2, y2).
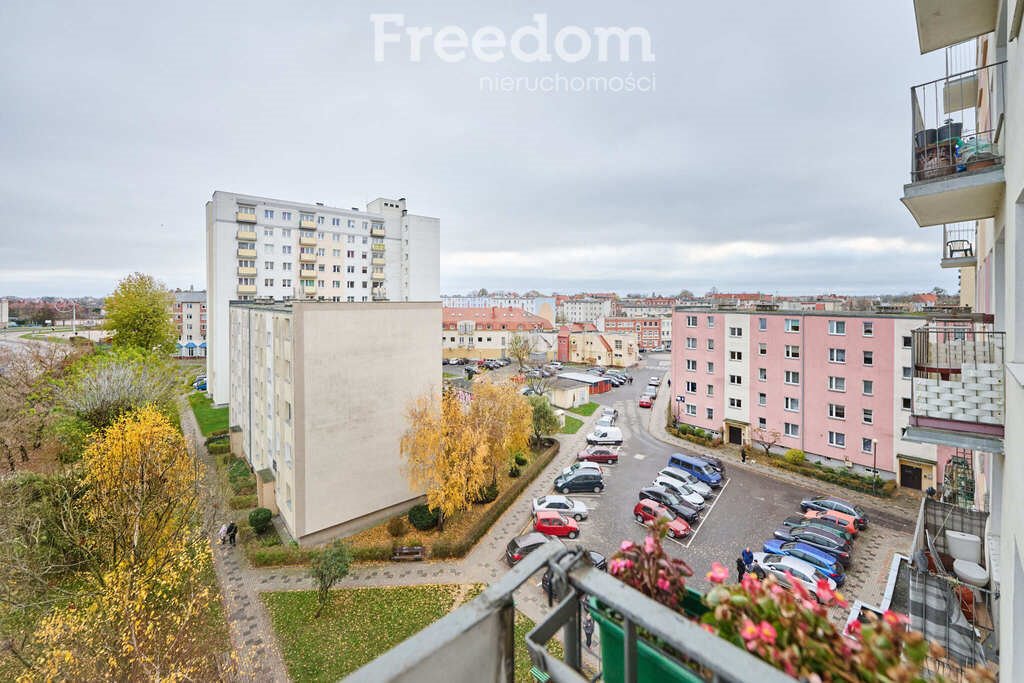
(941, 223, 977, 267)
(910, 61, 1006, 182)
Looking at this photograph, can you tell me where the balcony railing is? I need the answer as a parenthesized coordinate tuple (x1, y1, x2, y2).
(235, 210, 257, 223)
(371, 225, 386, 237)
(237, 248, 257, 259)
(371, 256, 386, 266)
(299, 236, 317, 247)
(911, 324, 1004, 436)
(299, 253, 316, 263)
(299, 218, 316, 229)
(237, 284, 257, 295)
(371, 288, 388, 301)
(344, 542, 794, 683)
(236, 229, 258, 241)
(371, 242, 386, 252)
(237, 266, 257, 277)
(941, 222, 977, 269)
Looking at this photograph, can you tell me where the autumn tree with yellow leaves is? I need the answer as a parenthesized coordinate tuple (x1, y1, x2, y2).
(469, 380, 532, 486)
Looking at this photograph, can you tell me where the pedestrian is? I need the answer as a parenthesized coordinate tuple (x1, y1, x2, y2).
(741, 546, 754, 569)
(226, 521, 238, 547)
(736, 556, 746, 581)
(583, 613, 595, 649)
(740, 447, 747, 464)
(218, 523, 228, 545)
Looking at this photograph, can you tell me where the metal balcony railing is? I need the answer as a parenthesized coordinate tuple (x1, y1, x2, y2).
(941, 223, 977, 268)
(911, 324, 1005, 432)
(344, 542, 794, 683)
(910, 61, 1006, 182)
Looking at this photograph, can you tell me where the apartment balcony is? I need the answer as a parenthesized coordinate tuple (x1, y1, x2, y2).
(299, 218, 316, 229)
(236, 229, 258, 241)
(902, 61, 1006, 227)
(344, 542, 794, 683)
(237, 284, 257, 295)
(303, 285, 316, 296)
(299, 236, 317, 247)
(371, 288, 388, 301)
(235, 210, 257, 223)
(911, 0, 999, 54)
(371, 242, 386, 253)
(237, 266, 257, 277)
(237, 248, 257, 259)
(940, 222, 977, 269)
(370, 225, 386, 237)
(371, 256, 385, 266)
(299, 253, 316, 264)
(371, 272, 386, 281)
(907, 324, 1005, 451)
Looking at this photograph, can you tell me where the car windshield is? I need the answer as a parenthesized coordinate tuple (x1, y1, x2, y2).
(537, 497, 548, 506)
(658, 508, 676, 520)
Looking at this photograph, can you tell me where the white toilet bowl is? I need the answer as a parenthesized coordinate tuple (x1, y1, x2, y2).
(953, 559, 989, 588)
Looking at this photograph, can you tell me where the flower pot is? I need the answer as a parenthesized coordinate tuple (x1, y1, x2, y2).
(937, 120, 963, 143)
(914, 129, 937, 148)
(589, 591, 708, 683)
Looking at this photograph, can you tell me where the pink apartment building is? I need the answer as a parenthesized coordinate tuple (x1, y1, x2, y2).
(670, 308, 955, 490)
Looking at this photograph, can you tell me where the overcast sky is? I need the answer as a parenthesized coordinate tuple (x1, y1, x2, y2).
(0, 1, 959, 298)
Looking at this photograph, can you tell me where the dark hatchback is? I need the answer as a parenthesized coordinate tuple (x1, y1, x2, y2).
(638, 486, 701, 523)
(505, 532, 550, 566)
(800, 497, 868, 529)
(772, 525, 852, 566)
(554, 470, 605, 494)
(781, 515, 855, 544)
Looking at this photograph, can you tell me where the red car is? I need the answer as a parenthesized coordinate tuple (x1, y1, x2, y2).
(577, 445, 621, 464)
(633, 500, 691, 539)
(534, 510, 580, 539)
(638, 396, 653, 408)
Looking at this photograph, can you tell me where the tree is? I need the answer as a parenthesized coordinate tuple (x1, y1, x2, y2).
(507, 333, 535, 371)
(401, 390, 488, 531)
(468, 381, 531, 486)
(528, 395, 560, 447)
(309, 541, 352, 618)
(677, 289, 694, 299)
(103, 272, 176, 353)
(752, 427, 782, 457)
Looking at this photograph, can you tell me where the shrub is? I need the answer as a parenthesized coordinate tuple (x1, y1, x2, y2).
(408, 504, 439, 531)
(508, 465, 521, 478)
(386, 516, 407, 537)
(693, 428, 706, 438)
(249, 507, 273, 534)
(248, 544, 317, 567)
(205, 433, 229, 446)
(784, 449, 806, 465)
(260, 534, 282, 547)
(350, 544, 392, 562)
(882, 479, 898, 495)
(474, 482, 499, 504)
(208, 441, 230, 455)
(228, 494, 257, 510)
(227, 458, 250, 482)
(514, 453, 528, 466)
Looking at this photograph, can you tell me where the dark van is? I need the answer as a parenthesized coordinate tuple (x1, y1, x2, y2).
(667, 453, 723, 488)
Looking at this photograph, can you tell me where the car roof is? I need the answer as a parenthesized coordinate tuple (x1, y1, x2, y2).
(540, 494, 568, 504)
(536, 510, 563, 520)
(513, 532, 548, 546)
(762, 553, 820, 575)
(785, 542, 838, 564)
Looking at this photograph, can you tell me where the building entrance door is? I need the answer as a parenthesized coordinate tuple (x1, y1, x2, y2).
(728, 426, 743, 445)
(900, 462, 923, 490)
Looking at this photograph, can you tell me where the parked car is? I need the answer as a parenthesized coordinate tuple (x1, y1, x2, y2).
(781, 515, 855, 543)
(804, 509, 859, 535)
(533, 495, 589, 521)
(657, 467, 711, 501)
(638, 485, 700, 522)
(752, 552, 838, 600)
(595, 415, 615, 428)
(632, 500, 691, 539)
(560, 461, 603, 479)
(542, 550, 606, 592)
(800, 497, 868, 529)
(607, 375, 625, 387)
(505, 532, 553, 566)
(645, 385, 659, 397)
(586, 367, 605, 375)
(533, 510, 580, 538)
(761, 540, 846, 586)
(193, 379, 207, 391)
(666, 453, 722, 488)
(649, 376, 661, 386)
(601, 407, 618, 420)
(549, 361, 563, 369)
(554, 469, 605, 494)
(576, 445, 620, 464)
(638, 396, 653, 408)
(586, 427, 623, 446)
(772, 525, 852, 566)
(695, 453, 726, 476)
(653, 475, 705, 509)
(658, 464, 713, 497)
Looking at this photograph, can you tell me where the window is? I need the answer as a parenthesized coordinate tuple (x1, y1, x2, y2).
(862, 438, 873, 454)
(903, 335, 913, 349)
(282, 228, 291, 237)
(758, 342, 767, 355)
(729, 374, 742, 385)
(332, 280, 341, 288)
(332, 265, 341, 273)
(784, 370, 799, 385)
(785, 345, 800, 359)
(862, 379, 874, 396)
(263, 228, 273, 237)
(862, 321, 874, 337)
(281, 211, 292, 220)
(901, 397, 912, 410)
(757, 417, 767, 429)
(346, 249, 355, 258)
(685, 404, 697, 416)
(828, 320, 846, 335)
(282, 245, 292, 254)
(706, 339, 714, 351)
(263, 278, 274, 287)
(686, 337, 697, 349)
(282, 262, 291, 270)
(785, 318, 800, 332)
(829, 348, 846, 363)
(264, 209, 274, 219)
(685, 381, 697, 393)
(729, 326, 742, 337)
(828, 376, 846, 392)
(758, 368, 767, 381)
(282, 278, 291, 287)
(828, 404, 846, 419)
(264, 261, 274, 269)
(686, 315, 697, 327)
(862, 408, 873, 424)
(706, 385, 714, 397)
(331, 217, 341, 226)
(707, 316, 715, 328)
(347, 281, 355, 288)
(729, 398, 742, 408)
(863, 350, 874, 366)
(264, 244, 274, 253)
(785, 396, 799, 412)
(706, 362, 714, 373)
(758, 392, 767, 406)
(784, 422, 800, 437)
(758, 317, 767, 331)
(686, 359, 697, 371)
(317, 248, 326, 256)
(706, 408, 714, 420)
(828, 431, 846, 448)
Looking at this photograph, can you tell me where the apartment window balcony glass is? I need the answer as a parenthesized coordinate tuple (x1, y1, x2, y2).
(235, 209, 257, 223)
(371, 256, 386, 266)
(299, 236, 317, 247)
(236, 229, 258, 241)
(236, 247, 257, 259)
(940, 222, 978, 268)
(370, 225, 386, 237)
(371, 242, 386, 253)
(903, 59, 1007, 227)
(299, 253, 316, 264)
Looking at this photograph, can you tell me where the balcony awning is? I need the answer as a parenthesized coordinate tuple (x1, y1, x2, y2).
(912, 0, 999, 54)
(902, 426, 1003, 454)
(185, 341, 197, 349)
(199, 342, 207, 348)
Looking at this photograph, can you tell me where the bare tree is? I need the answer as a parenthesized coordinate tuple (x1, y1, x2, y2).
(752, 427, 782, 457)
(507, 333, 536, 372)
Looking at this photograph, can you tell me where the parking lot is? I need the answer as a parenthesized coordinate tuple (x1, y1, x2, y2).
(521, 352, 914, 610)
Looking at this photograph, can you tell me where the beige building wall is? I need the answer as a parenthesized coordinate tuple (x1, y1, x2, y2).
(958, 266, 976, 309)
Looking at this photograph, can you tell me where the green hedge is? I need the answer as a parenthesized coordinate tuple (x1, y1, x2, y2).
(248, 541, 394, 567)
(666, 424, 722, 448)
(431, 439, 559, 559)
(208, 441, 231, 455)
(229, 494, 258, 510)
(767, 456, 894, 497)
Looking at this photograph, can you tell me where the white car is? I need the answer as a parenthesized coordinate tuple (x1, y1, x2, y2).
(601, 407, 618, 420)
(549, 361, 563, 369)
(649, 376, 661, 386)
(658, 466, 713, 498)
(561, 461, 603, 478)
(586, 427, 623, 446)
(533, 494, 589, 521)
(595, 415, 615, 428)
(653, 475, 705, 509)
(752, 552, 837, 601)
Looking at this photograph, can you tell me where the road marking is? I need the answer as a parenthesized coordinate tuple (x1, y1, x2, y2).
(680, 476, 731, 548)
(633, 453, 646, 460)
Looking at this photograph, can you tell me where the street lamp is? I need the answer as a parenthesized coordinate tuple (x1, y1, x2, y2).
(872, 439, 878, 495)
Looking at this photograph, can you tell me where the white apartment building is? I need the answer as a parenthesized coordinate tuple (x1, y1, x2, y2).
(206, 192, 440, 404)
(172, 288, 206, 358)
(229, 300, 440, 545)
(559, 298, 612, 323)
(0, 299, 8, 329)
(442, 295, 557, 326)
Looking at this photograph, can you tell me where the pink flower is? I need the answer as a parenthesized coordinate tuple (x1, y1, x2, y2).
(814, 578, 835, 604)
(883, 610, 909, 628)
(740, 573, 761, 592)
(656, 577, 672, 592)
(786, 571, 810, 600)
(758, 621, 777, 645)
(705, 562, 729, 584)
(740, 618, 759, 642)
(608, 559, 626, 575)
(619, 540, 635, 552)
(644, 535, 657, 553)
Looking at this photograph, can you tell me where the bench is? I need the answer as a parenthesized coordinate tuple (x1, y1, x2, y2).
(391, 545, 426, 562)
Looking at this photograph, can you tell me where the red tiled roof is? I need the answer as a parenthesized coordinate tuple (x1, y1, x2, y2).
(598, 335, 612, 352)
(443, 306, 551, 331)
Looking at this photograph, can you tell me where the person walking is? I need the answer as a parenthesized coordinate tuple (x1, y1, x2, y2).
(735, 556, 746, 581)
(740, 447, 747, 464)
(218, 523, 228, 545)
(583, 613, 595, 649)
(741, 546, 754, 569)
(226, 521, 238, 547)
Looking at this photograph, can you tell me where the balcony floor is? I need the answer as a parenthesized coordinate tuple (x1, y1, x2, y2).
(901, 165, 1005, 227)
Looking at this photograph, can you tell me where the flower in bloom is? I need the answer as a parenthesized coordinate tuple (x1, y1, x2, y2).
(740, 618, 759, 645)
(608, 559, 626, 575)
(656, 577, 672, 592)
(644, 535, 657, 554)
(814, 578, 835, 604)
(758, 621, 777, 645)
(705, 562, 729, 584)
(883, 610, 909, 628)
(619, 540, 635, 552)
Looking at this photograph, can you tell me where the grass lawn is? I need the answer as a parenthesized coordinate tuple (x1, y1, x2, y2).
(188, 391, 228, 436)
(561, 415, 583, 434)
(514, 611, 565, 680)
(568, 402, 599, 416)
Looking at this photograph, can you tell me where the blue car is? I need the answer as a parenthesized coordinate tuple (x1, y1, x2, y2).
(193, 380, 207, 391)
(762, 539, 846, 586)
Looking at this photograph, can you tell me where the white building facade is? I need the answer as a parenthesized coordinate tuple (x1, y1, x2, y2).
(559, 298, 613, 323)
(172, 289, 206, 357)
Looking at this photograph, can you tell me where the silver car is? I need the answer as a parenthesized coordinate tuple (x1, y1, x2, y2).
(752, 551, 836, 601)
(658, 466, 713, 498)
(532, 494, 589, 521)
(653, 475, 705, 509)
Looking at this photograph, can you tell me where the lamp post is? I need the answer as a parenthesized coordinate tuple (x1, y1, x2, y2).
(872, 438, 878, 496)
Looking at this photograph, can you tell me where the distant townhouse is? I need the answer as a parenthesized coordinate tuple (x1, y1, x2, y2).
(670, 307, 950, 489)
(442, 306, 554, 361)
(173, 289, 207, 357)
(441, 295, 556, 327)
(602, 316, 664, 349)
(708, 292, 774, 309)
(557, 323, 638, 368)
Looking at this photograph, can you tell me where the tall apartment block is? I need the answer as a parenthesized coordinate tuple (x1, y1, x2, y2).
(205, 192, 440, 404)
(172, 288, 206, 358)
(228, 300, 440, 544)
(891, 2, 1021, 677)
(669, 308, 944, 485)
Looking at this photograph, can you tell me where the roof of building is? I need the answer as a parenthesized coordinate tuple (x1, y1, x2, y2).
(442, 306, 551, 330)
(558, 323, 599, 334)
(558, 372, 608, 385)
(174, 289, 207, 304)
